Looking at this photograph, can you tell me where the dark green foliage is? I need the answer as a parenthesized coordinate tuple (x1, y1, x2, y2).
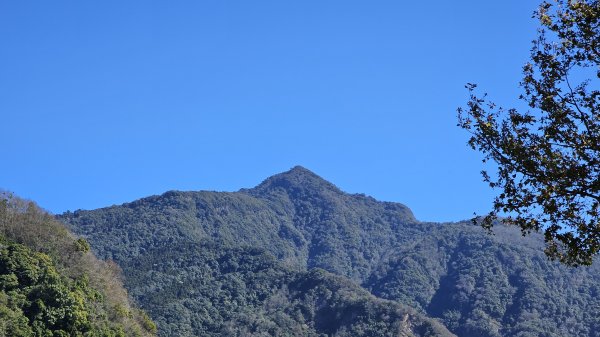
(0, 292, 34, 337)
(458, 0, 600, 265)
(59, 166, 600, 337)
(73, 238, 91, 253)
(0, 193, 156, 337)
(0, 239, 115, 336)
(121, 241, 452, 336)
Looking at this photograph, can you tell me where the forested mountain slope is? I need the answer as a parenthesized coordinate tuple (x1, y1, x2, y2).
(366, 224, 600, 336)
(123, 241, 453, 336)
(0, 193, 156, 337)
(60, 166, 600, 337)
(61, 166, 422, 280)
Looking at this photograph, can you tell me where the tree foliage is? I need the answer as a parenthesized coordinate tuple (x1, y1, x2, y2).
(458, 0, 600, 265)
(0, 192, 156, 337)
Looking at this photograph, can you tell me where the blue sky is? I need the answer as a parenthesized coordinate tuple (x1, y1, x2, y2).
(1, 1, 540, 222)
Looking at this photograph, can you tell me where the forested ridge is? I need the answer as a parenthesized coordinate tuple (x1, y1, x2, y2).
(0, 193, 157, 336)
(59, 166, 600, 337)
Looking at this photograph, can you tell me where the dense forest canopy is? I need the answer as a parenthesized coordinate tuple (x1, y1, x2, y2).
(0, 192, 156, 337)
(60, 167, 600, 337)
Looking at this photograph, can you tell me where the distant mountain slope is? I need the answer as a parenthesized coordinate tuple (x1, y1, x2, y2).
(0, 193, 156, 337)
(366, 224, 600, 337)
(60, 166, 600, 337)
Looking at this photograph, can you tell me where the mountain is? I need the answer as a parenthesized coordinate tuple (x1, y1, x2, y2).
(59, 166, 600, 337)
(0, 193, 157, 337)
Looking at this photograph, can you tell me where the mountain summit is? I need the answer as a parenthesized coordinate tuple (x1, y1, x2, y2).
(247, 166, 415, 224)
(247, 165, 344, 197)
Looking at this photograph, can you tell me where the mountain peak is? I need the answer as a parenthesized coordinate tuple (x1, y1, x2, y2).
(284, 165, 323, 179)
(248, 166, 343, 196)
(288, 165, 312, 174)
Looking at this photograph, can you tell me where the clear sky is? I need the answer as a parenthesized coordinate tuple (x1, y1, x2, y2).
(1, 1, 540, 222)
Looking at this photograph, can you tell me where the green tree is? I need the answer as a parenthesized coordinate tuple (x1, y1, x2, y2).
(458, 0, 599, 266)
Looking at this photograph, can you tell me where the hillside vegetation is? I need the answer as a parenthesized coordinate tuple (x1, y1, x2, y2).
(125, 240, 453, 336)
(0, 193, 156, 337)
(60, 166, 600, 337)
